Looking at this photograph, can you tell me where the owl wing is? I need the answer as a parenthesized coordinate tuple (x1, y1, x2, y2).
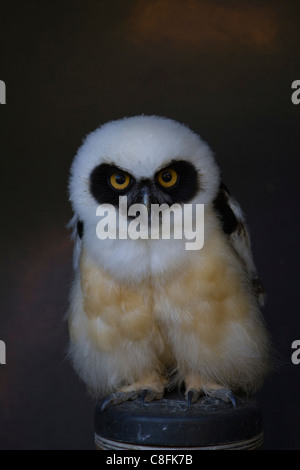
(213, 182, 266, 307)
(67, 215, 84, 271)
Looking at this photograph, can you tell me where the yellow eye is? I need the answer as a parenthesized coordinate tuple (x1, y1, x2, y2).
(157, 168, 178, 188)
(109, 172, 131, 190)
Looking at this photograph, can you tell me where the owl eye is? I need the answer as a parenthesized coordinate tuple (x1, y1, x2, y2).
(109, 172, 131, 190)
(157, 168, 178, 188)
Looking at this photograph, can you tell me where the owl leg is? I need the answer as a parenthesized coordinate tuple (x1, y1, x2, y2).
(101, 373, 167, 411)
(185, 375, 237, 409)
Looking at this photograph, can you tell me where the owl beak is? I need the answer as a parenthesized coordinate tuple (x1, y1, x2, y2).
(127, 186, 153, 221)
(140, 188, 152, 212)
(142, 193, 151, 211)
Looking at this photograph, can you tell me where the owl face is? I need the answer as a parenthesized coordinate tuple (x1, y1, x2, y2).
(89, 160, 199, 216)
(69, 115, 220, 225)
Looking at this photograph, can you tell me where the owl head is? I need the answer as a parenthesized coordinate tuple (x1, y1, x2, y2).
(69, 115, 220, 222)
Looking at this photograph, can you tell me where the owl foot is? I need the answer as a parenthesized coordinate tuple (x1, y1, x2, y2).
(101, 387, 164, 411)
(101, 391, 138, 411)
(208, 388, 237, 408)
(185, 387, 237, 409)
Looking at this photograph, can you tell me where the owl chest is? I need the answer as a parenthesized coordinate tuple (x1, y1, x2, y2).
(81, 244, 247, 347)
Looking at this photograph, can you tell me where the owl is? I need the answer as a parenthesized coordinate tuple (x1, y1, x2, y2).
(68, 115, 271, 409)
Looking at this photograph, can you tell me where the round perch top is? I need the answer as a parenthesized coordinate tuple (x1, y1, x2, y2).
(95, 392, 263, 450)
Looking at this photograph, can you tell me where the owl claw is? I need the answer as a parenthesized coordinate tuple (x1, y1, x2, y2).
(209, 388, 237, 409)
(185, 388, 237, 409)
(138, 387, 163, 406)
(100, 391, 138, 411)
(139, 388, 149, 406)
(100, 395, 114, 411)
(186, 389, 200, 409)
(101, 387, 163, 411)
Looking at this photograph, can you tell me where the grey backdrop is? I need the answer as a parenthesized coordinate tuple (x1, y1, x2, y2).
(0, 0, 299, 449)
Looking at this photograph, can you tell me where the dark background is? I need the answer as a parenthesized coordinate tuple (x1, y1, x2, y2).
(0, 0, 299, 450)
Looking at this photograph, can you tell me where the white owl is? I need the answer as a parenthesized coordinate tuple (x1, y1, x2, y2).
(67, 115, 271, 408)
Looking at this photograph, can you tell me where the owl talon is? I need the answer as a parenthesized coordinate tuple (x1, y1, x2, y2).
(100, 391, 138, 411)
(209, 389, 237, 409)
(139, 388, 149, 406)
(186, 389, 200, 409)
(100, 395, 115, 411)
(140, 387, 165, 405)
